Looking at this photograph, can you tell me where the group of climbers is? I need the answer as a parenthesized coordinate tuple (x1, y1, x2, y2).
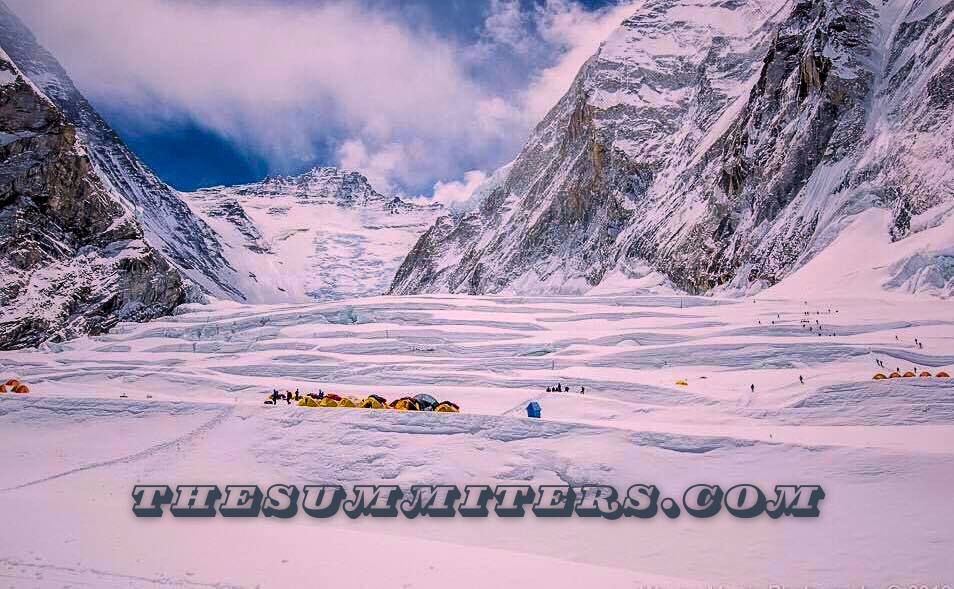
(545, 383, 584, 394)
(0, 378, 30, 394)
(265, 388, 460, 413)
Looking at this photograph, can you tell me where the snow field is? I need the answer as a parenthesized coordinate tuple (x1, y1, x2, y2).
(2, 292, 954, 586)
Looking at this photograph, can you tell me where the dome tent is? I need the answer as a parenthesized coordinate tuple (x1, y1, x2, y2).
(435, 401, 460, 413)
(391, 397, 421, 411)
(414, 394, 439, 411)
(359, 397, 385, 409)
(526, 402, 541, 419)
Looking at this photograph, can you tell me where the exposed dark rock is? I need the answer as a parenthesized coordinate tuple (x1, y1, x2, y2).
(0, 54, 185, 349)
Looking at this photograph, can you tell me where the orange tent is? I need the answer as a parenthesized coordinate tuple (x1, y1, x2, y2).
(391, 397, 420, 411)
(872, 373, 887, 380)
(889, 372, 902, 379)
(903, 371, 916, 378)
(920, 372, 932, 378)
(937, 372, 950, 378)
(5, 378, 21, 387)
(12, 384, 29, 394)
(435, 402, 460, 413)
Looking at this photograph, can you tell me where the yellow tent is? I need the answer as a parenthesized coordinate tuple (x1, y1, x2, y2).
(319, 397, 339, 408)
(920, 371, 933, 378)
(675, 380, 688, 387)
(903, 371, 916, 378)
(391, 397, 420, 411)
(889, 372, 902, 379)
(298, 397, 319, 408)
(0, 384, 6, 393)
(435, 402, 459, 413)
(359, 397, 385, 409)
(872, 373, 887, 380)
(337, 397, 357, 408)
(5, 378, 21, 387)
(12, 384, 29, 394)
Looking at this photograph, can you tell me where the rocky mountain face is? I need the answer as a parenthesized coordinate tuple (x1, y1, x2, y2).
(0, 50, 185, 348)
(390, 0, 954, 296)
(183, 168, 443, 303)
(0, 1, 242, 301)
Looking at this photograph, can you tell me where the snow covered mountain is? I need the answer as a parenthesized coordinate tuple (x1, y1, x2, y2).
(182, 167, 443, 303)
(0, 48, 186, 348)
(0, 1, 242, 302)
(390, 0, 954, 297)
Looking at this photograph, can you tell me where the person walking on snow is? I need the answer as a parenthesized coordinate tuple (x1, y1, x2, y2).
(799, 375, 804, 385)
(750, 384, 755, 393)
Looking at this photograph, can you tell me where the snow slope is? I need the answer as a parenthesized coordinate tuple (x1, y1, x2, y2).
(182, 167, 443, 303)
(2, 292, 953, 586)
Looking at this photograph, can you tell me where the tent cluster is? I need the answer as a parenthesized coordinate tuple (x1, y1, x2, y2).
(0, 378, 30, 394)
(266, 390, 460, 413)
(873, 371, 950, 380)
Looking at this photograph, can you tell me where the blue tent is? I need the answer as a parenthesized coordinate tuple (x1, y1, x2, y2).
(527, 402, 541, 419)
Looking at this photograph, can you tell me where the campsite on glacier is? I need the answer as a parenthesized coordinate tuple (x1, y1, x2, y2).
(2, 0, 954, 586)
(3, 237, 954, 586)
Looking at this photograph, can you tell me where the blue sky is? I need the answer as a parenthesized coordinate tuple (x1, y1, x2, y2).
(10, 0, 636, 203)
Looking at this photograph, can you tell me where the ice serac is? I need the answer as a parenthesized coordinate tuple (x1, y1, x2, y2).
(0, 50, 185, 349)
(0, 1, 242, 301)
(390, 0, 954, 296)
(182, 167, 443, 303)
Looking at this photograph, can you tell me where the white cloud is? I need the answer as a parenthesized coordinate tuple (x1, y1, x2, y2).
(431, 170, 490, 207)
(483, 0, 533, 55)
(6, 0, 638, 197)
